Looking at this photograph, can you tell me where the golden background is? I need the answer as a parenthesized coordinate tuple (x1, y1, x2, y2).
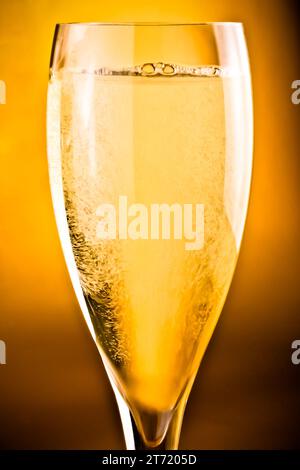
(0, 0, 299, 449)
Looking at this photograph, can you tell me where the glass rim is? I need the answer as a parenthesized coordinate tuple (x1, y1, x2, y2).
(56, 21, 243, 27)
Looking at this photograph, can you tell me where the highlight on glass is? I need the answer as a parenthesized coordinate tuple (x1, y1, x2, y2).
(47, 22, 253, 450)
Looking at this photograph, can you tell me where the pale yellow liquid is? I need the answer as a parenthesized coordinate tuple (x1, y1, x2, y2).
(47, 66, 238, 419)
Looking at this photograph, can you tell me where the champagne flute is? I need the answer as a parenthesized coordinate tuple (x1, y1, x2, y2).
(47, 22, 253, 450)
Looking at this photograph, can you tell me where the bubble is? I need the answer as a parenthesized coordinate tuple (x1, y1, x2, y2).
(141, 63, 156, 76)
(163, 64, 175, 75)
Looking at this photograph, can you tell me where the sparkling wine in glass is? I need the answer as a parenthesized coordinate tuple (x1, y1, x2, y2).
(47, 22, 253, 449)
